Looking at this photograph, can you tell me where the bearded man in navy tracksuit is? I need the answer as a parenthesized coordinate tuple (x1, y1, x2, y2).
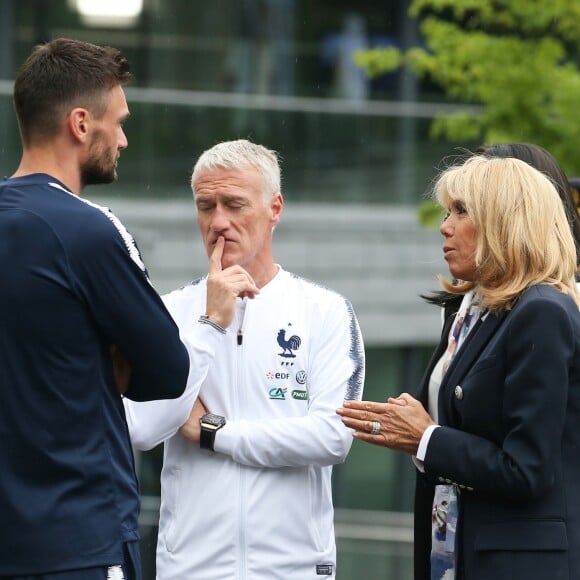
(0, 38, 233, 580)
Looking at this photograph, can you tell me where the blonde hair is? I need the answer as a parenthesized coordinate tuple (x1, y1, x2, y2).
(434, 155, 580, 312)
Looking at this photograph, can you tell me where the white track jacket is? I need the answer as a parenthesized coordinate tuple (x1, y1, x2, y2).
(125, 267, 365, 580)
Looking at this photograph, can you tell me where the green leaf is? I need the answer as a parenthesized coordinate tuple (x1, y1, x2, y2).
(418, 200, 445, 228)
(353, 47, 403, 79)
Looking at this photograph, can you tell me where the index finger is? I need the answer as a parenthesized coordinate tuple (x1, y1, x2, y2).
(341, 400, 388, 414)
(209, 236, 225, 274)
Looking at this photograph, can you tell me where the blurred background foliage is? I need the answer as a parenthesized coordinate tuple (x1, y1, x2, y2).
(355, 0, 580, 180)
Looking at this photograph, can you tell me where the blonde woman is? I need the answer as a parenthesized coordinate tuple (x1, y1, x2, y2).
(338, 156, 580, 580)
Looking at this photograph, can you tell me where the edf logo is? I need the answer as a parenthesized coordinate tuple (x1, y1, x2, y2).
(267, 372, 290, 380)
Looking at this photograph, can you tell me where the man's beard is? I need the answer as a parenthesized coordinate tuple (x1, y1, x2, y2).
(80, 133, 118, 188)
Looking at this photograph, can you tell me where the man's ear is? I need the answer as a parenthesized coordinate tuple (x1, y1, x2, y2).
(67, 108, 90, 143)
(270, 192, 284, 227)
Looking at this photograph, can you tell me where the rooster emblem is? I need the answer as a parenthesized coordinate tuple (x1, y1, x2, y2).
(277, 328, 301, 358)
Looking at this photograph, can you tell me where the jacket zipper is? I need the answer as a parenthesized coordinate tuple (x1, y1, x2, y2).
(235, 298, 247, 578)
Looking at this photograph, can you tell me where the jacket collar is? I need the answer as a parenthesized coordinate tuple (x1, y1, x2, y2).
(438, 310, 507, 423)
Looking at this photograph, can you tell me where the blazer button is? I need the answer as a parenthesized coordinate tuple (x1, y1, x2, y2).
(454, 385, 463, 400)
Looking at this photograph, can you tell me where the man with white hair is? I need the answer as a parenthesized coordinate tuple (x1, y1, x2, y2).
(124, 139, 365, 579)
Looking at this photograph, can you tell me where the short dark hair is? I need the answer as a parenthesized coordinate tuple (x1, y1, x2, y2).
(13, 38, 132, 146)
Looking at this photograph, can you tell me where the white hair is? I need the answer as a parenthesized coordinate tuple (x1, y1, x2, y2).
(190, 139, 281, 201)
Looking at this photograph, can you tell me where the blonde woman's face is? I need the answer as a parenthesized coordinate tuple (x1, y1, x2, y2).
(440, 198, 478, 281)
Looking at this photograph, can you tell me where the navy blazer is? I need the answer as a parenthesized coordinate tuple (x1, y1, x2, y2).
(414, 285, 580, 580)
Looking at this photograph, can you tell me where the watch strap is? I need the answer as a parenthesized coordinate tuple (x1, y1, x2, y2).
(200, 424, 219, 451)
(199, 414, 226, 451)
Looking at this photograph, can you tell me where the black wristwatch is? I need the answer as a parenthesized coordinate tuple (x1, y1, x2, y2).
(199, 413, 226, 451)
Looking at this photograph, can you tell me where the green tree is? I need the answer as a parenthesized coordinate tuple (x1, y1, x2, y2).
(356, 0, 580, 175)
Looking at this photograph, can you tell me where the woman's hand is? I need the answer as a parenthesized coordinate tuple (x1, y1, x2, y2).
(337, 393, 435, 455)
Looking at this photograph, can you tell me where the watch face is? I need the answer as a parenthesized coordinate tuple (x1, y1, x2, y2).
(201, 413, 226, 427)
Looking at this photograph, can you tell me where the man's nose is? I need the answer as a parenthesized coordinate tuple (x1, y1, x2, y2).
(210, 207, 229, 231)
(118, 129, 128, 150)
